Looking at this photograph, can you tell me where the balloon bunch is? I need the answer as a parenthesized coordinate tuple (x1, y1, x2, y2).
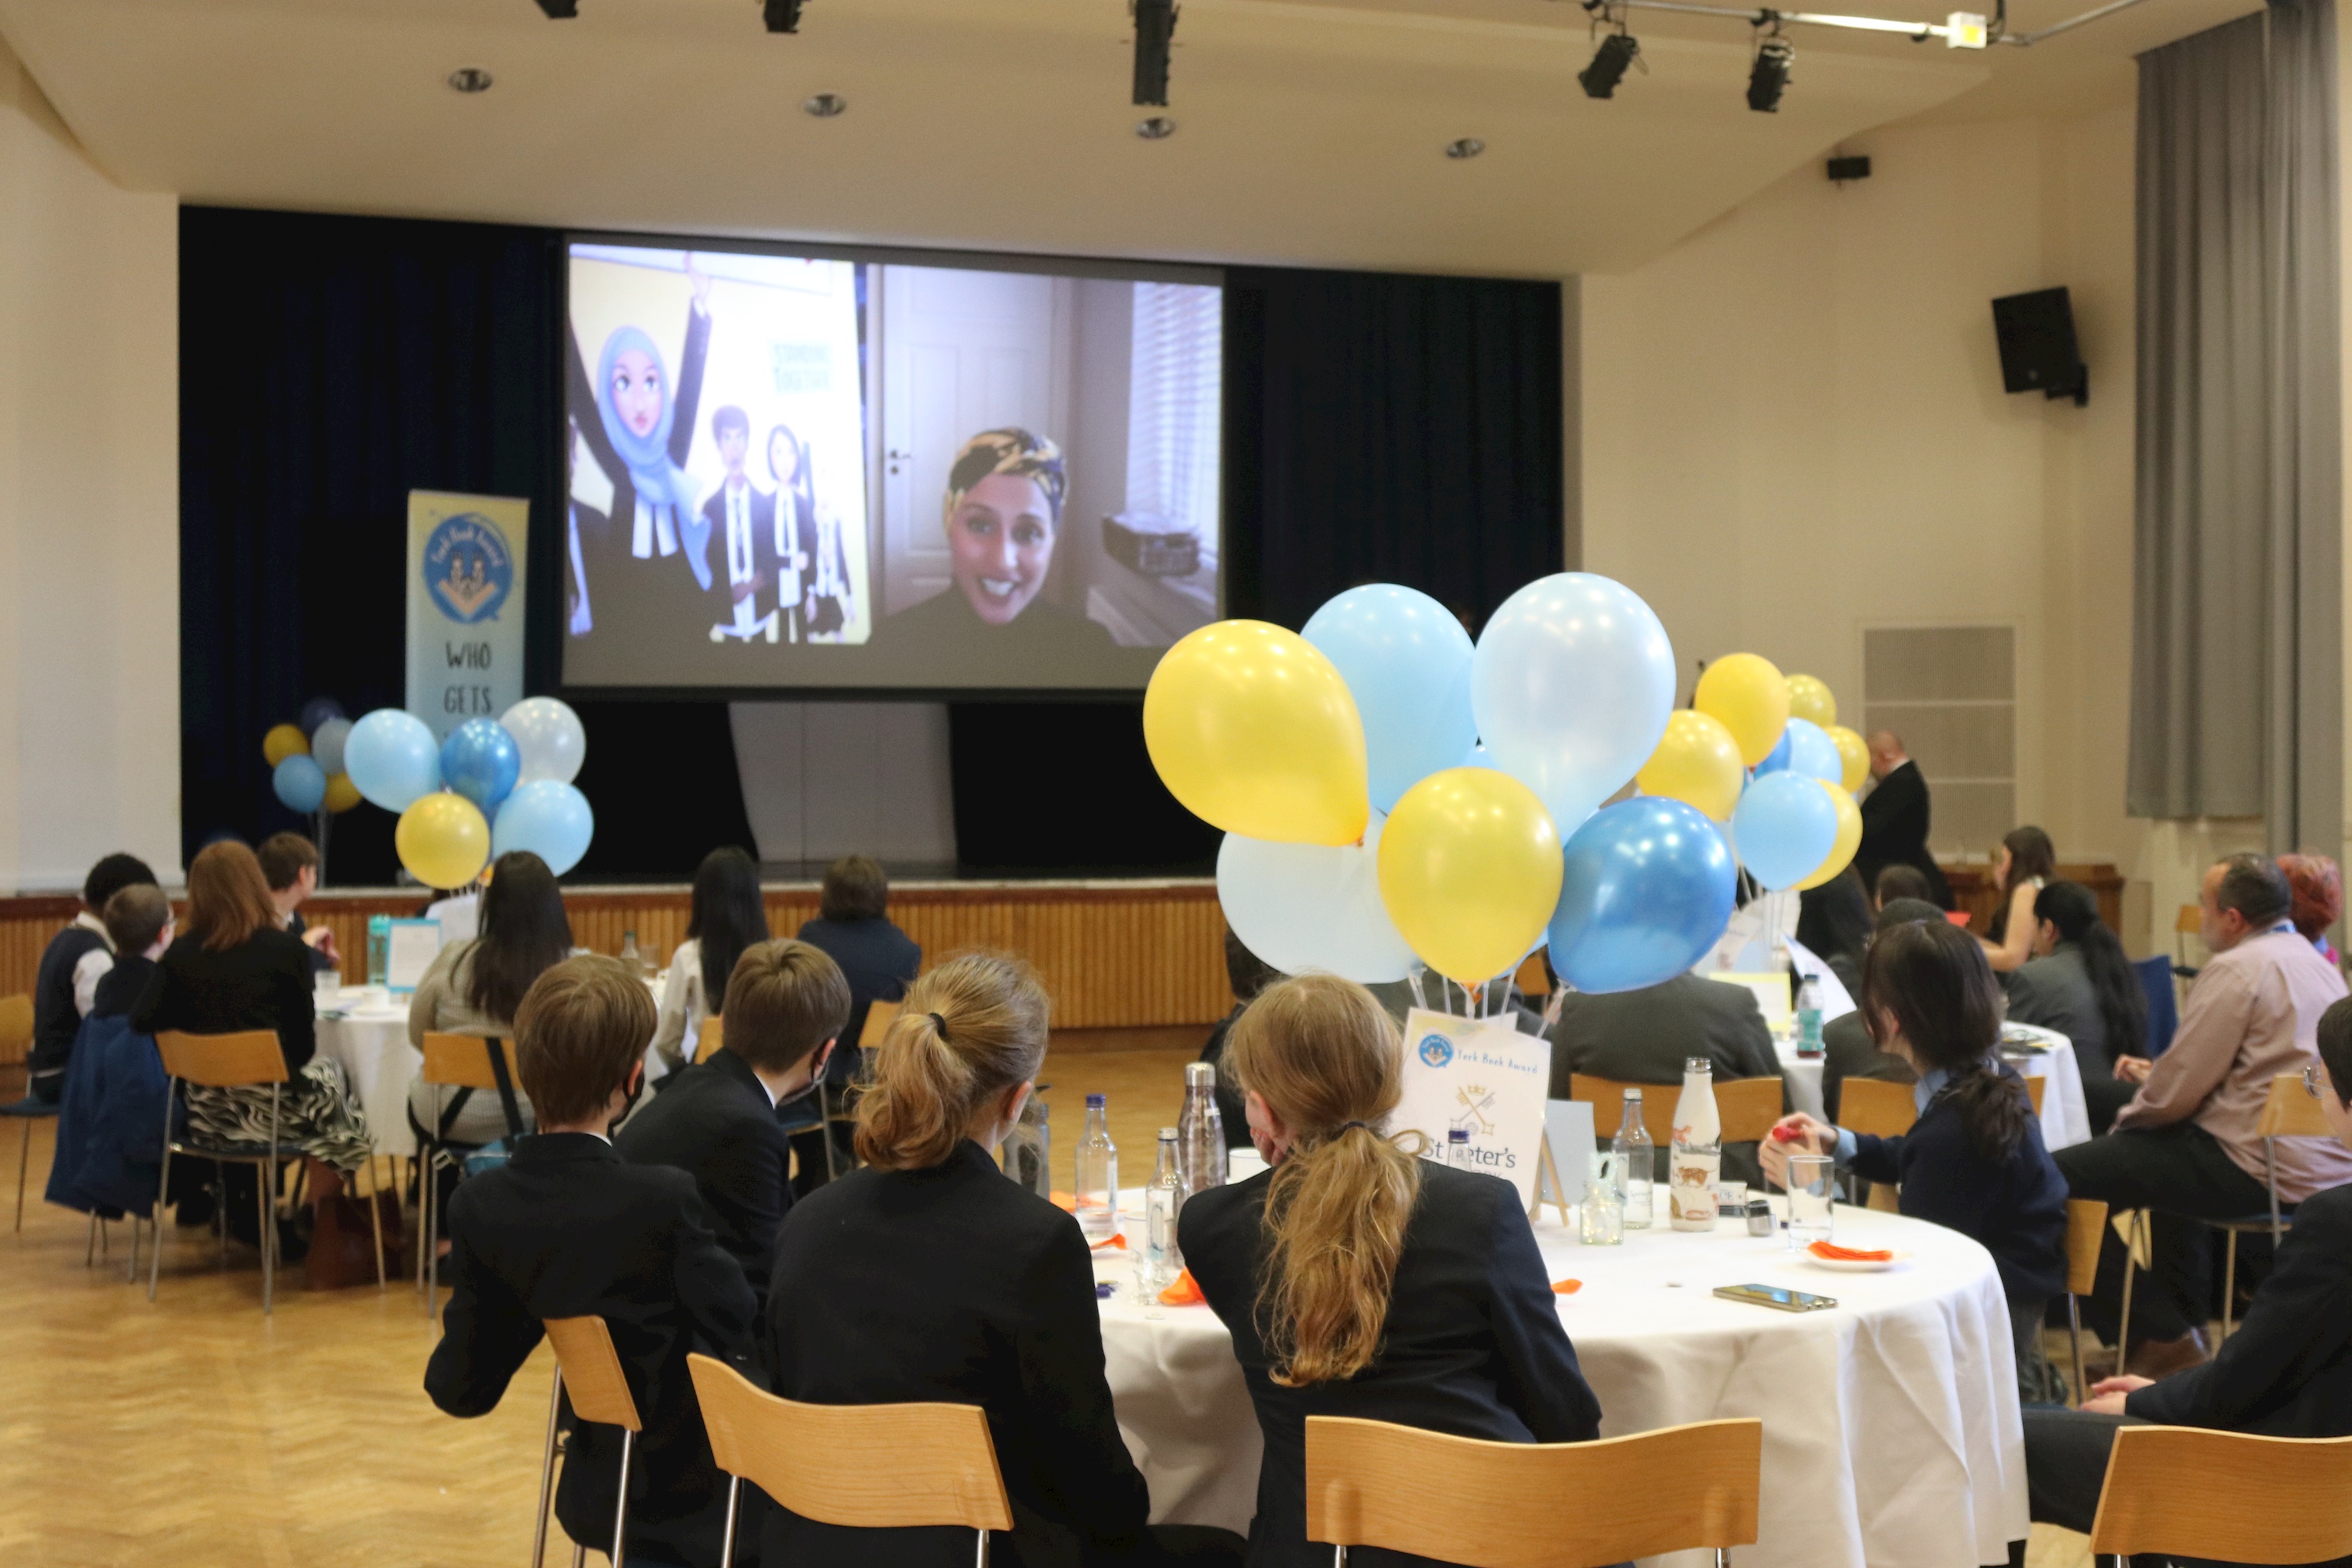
(1148, 575, 1737, 997)
(263, 697, 365, 818)
(263, 698, 596, 887)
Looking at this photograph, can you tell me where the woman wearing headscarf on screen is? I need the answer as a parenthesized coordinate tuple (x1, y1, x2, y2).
(887, 427, 1115, 665)
(564, 255, 715, 636)
(771, 423, 858, 642)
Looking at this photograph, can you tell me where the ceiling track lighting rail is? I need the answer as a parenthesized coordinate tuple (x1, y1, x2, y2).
(1576, 0, 2152, 47)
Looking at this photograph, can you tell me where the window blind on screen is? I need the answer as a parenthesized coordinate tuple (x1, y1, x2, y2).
(1125, 282, 1223, 557)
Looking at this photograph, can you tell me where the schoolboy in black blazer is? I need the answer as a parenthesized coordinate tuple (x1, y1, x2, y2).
(619, 939, 847, 1302)
(424, 956, 758, 1566)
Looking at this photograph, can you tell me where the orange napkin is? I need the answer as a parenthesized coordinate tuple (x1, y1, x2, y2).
(1551, 1279, 1583, 1295)
(1808, 1240, 1894, 1263)
(1090, 1232, 1128, 1251)
(1158, 1268, 1204, 1306)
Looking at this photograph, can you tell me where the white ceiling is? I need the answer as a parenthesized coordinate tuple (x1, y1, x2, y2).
(0, 0, 2258, 276)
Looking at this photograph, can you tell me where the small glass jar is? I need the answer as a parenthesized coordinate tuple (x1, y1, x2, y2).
(1579, 1187, 1625, 1246)
(1746, 1197, 1777, 1237)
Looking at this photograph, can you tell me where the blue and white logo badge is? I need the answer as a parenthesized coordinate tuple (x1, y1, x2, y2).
(423, 513, 515, 625)
(1417, 1033, 1455, 1069)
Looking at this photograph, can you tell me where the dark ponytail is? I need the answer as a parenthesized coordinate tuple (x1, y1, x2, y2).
(2034, 880, 2146, 1063)
(1860, 920, 2031, 1161)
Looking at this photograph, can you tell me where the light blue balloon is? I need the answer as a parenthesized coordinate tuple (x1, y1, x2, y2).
(1548, 797, 1737, 994)
(1779, 717, 1842, 785)
(272, 753, 328, 814)
(1753, 724, 1795, 776)
(344, 709, 442, 812)
(439, 718, 521, 813)
(492, 780, 594, 876)
(1303, 585, 1476, 813)
(310, 717, 353, 777)
(1732, 770, 1840, 890)
(1471, 573, 1677, 835)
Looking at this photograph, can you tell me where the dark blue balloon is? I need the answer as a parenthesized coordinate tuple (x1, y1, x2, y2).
(1753, 724, 1795, 776)
(439, 718, 521, 813)
(1547, 797, 1737, 995)
(299, 696, 348, 737)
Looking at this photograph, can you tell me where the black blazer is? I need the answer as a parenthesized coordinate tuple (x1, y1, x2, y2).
(1546, 973, 1782, 1096)
(1855, 763, 1952, 907)
(132, 928, 316, 1072)
(1180, 1164, 1604, 1568)
(794, 915, 921, 1086)
(425, 1133, 759, 1563)
(2128, 1181, 2352, 1436)
(700, 480, 783, 626)
(2003, 944, 2112, 1080)
(1819, 1011, 1916, 1123)
(762, 1139, 1155, 1567)
(616, 1049, 795, 1299)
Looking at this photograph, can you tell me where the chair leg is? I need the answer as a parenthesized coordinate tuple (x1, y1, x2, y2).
(15, 1115, 30, 1232)
(570, 1549, 584, 1568)
(534, 1367, 564, 1568)
(368, 1157, 387, 1290)
(2068, 1295, 2086, 1406)
(720, 1475, 742, 1567)
(258, 1158, 276, 1317)
(416, 1149, 431, 1302)
(610, 1429, 634, 1568)
(2222, 1230, 2239, 1341)
(427, 1169, 441, 1322)
(87, 1210, 99, 1266)
(2116, 1212, 2138, 1363)
(99, 1217, 109, 1257)
(977, 1525, 991, 1568)
(149, 1093, 175, 1303)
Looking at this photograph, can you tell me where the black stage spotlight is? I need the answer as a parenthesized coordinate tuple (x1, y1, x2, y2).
(1579, 31, 1639, 99)
(534, 0, 577, 16)
(1748, 34, 1793, 111)
(1133, 0, 1177, 107)
(763, 0, 805, 32)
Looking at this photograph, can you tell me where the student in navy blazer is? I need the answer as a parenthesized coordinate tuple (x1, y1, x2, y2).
(1180, 974, 1604, 1568)
(1766, 918, 2069, 1399)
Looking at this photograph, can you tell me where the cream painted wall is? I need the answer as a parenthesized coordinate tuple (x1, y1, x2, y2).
(0, 38, 179, 892)
(1582, 109, 2197, 951)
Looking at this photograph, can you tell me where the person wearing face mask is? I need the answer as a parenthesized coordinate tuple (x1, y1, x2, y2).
(761, 951, 1240, 1568)
(885, 428, 1116, 668)
(619, 939, 845, 1308)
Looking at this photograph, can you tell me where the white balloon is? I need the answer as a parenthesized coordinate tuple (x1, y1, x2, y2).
(1216, 815, 1416, 984)
(501, 697, 586, 786)
(1470, 573, 1677, 835)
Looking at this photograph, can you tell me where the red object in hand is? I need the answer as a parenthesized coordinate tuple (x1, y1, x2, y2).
(1945, 910, 1975, 928)
(1770, 1123, 1806, 1143)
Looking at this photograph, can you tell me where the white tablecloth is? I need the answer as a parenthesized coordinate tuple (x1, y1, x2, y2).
(1771, 1024, 2089, 1152)
(1096, 1200, 2029, 1568)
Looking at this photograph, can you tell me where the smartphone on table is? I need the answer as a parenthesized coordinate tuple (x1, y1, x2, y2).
(1713, 1282, 1838, 1313)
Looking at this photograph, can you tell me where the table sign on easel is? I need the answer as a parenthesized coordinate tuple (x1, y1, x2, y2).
(1394, 1005, 1553, 1208)
(1534, 1098, 1594, 1225)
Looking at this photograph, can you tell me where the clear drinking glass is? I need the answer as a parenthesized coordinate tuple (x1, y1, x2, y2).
(1074, 1094, 1119, 1243)
(1786, 1152, 1835, 1247)
(1142, 1129, 1182, 1289)
(1579, 1185, 1625, 1246)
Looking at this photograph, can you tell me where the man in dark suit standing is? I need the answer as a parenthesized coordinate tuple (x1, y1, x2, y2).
(619, 939, 848, 1302)
(1857, 730, 1953, 908)
(701, 404, 795, 644)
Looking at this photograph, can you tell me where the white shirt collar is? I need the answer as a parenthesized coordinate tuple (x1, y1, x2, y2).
(74, 910, 113, 947)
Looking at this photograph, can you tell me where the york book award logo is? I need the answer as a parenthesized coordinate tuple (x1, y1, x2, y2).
(423, 513, 515, 625)
(1417, 1033, 1454, 1069)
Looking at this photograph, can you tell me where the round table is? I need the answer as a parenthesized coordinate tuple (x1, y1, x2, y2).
(1095, 1197, 2029, 1568)
(1773, 1021, 2090, 1152)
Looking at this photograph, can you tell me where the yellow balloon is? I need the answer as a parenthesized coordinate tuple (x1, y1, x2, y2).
(1635, 710, 1746, 822)
(263, 723, 310, 767)
(1785, 674, 1837, 728)
(1795, 779, 1864, 890)
(396, 792, 491, 890)
(1144, 620, 1369, 846)
(1378, 768, 1563, 987)
(323, 773, 363, 814)
(1694, 653, 1790, 767)
(1826, 724, 1870, 794)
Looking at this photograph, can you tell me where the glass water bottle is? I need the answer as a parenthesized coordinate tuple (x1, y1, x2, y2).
(1612, 1089, 1654, 1229)
(1143, 1128, 1183, 1289)
(1074, 1093, 1119, 1243)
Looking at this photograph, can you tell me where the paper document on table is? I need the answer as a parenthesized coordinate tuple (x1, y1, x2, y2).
(1710, 972, 1792, 1030)
(385, 918, 445, 994)
(1540, 1098, 1594, 1210)
(1394, 1008, 1553, 1207)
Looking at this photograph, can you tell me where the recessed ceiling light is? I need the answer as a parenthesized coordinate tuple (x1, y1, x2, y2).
(1136, 116, 1177, 139)
(803, 93, 847, 117)
(446, 67, 495, 94)
(1446, 138, 1485, 159)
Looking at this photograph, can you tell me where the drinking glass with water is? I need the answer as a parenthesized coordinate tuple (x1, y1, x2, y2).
(1785, 1152, 1835, 1248)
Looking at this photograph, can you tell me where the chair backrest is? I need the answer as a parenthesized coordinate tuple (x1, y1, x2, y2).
(153, 1029, 288, 1089)
(2090, 1424, 2352, 1564)
(2023, 1073, 2047, 1117)
(1305, 1415, 1761, 1568)
(2133, 954, 2179, 1058)
(2063, 1198, 2109, 1298)
(1839, 1076, 1916, 1140)
(1713, 1076, 1782, 1143)
(859, 998, 903, 1050)
(1567, 1075, 1677, 1147)
(420, 1032, 521, 1093)
(0, 993, 33, 1066)
(2257, 1070, 2334, 1141)
(1512, 952, 1551, 1003)
(694, 1016, 724, 1065)
(543, 1317, 643, 1432)
(2175, 903, 2203, 936)
(686, 1353, 1012, 1532)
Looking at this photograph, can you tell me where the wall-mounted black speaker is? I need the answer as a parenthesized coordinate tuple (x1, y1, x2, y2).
(1991, 286, 2088, 407)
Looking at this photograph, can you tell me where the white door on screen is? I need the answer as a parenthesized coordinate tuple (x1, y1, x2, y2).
(874, 266, 1073, 618)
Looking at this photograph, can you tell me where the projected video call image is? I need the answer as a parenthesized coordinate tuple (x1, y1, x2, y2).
(562, 242, 1223, 692)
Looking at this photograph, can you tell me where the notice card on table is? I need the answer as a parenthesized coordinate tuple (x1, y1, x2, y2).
(1393, 1008, 1554, 1207)
(385, 918, 446, 994)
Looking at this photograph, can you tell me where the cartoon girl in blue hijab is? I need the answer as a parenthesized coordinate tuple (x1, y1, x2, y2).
(566, 256, 716, 603)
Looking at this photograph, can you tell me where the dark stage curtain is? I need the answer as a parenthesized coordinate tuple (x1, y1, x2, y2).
(178, 207, 752, 882)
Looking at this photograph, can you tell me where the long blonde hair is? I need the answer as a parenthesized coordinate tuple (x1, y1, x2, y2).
(1225, 974, 1422, 1386)
(854, 952, 1049, 1171)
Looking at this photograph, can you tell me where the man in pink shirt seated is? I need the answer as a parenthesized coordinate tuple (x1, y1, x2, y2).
(2057, 854, 2352, 1376)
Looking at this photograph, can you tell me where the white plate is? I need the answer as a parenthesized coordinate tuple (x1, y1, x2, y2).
(1802, 1249, 1913, 1272)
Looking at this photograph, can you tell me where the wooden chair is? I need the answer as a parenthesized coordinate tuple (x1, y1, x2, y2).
(2089, 1425, 2352, 1566)
(148, 1030, 296, 1315)
(2062, 1198, 2108, 1405)
(540, 1316, 644, 1568)
(2174, 903, 2203, 968)
(693, 1015, 724, 1066)
(1838, 1077, 1916, 1214)
(1304, 1414, 1762, 1568)
(859, 998, 903, 1050)
(416, 1032, 524, 1318)
(2024, 1073, 2048, 1118)
(2, 991, 52, 1233)
(1713, 1076, 1782, 1144)
(686, 1351, 1012, 1567)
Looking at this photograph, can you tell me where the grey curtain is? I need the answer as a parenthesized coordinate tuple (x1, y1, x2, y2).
(2128, 0, 2342, 854)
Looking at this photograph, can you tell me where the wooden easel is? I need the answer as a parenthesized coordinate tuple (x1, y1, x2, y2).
(1530, 1135, 1578, 1226)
